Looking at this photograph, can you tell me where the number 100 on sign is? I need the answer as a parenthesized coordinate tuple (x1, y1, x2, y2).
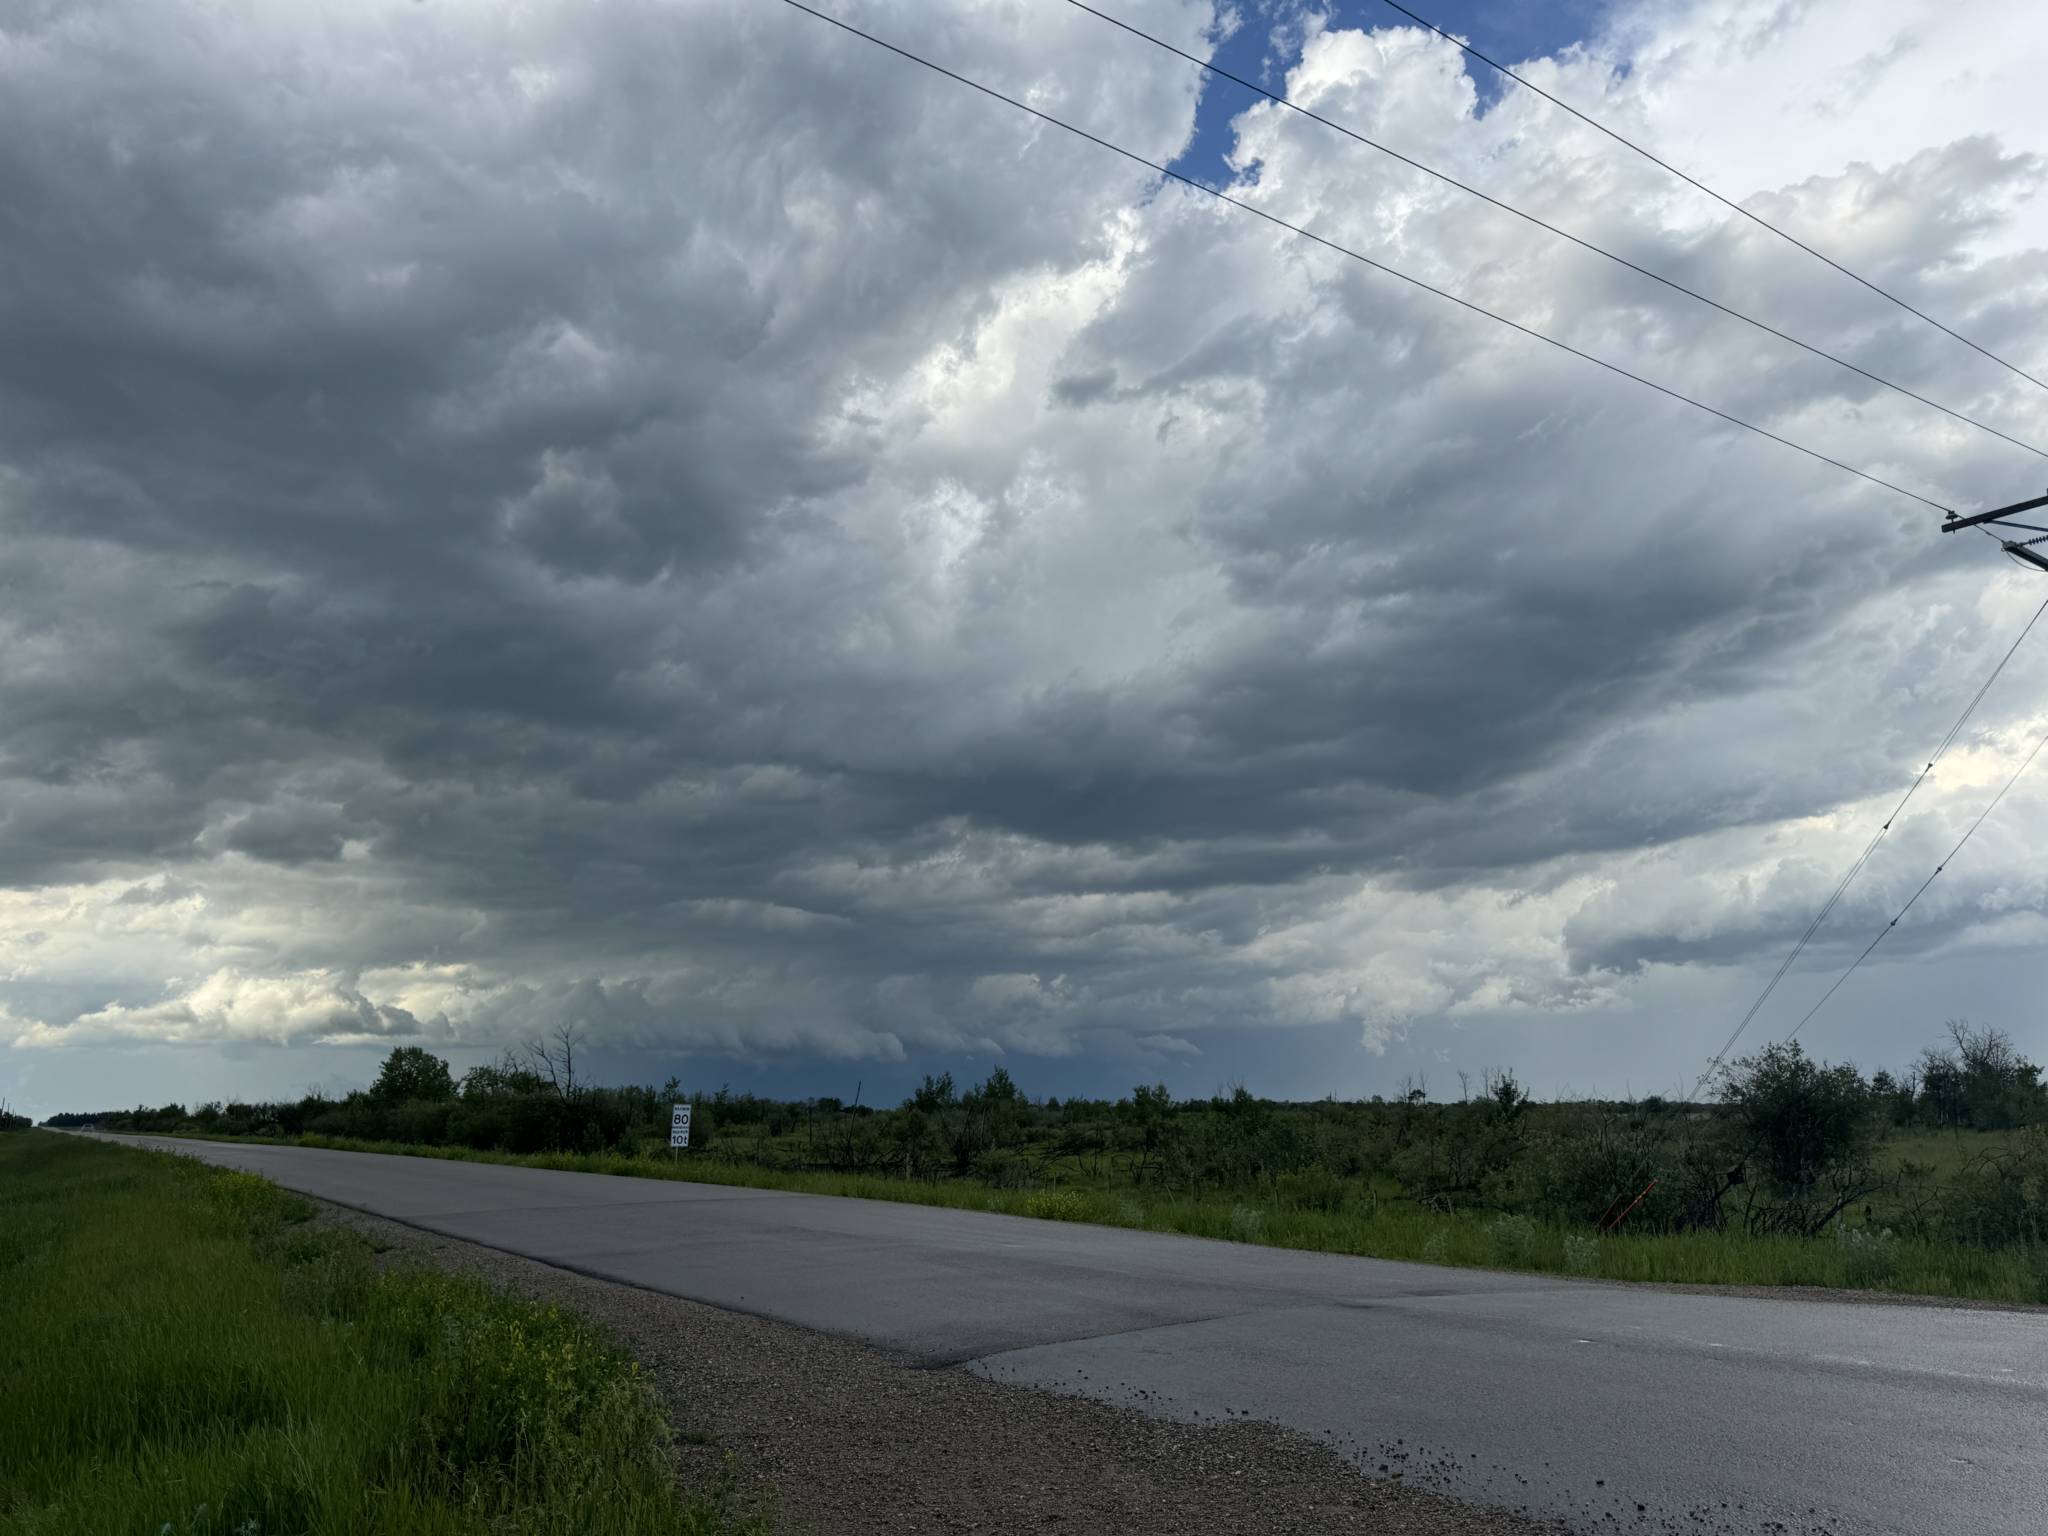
(670, 1104, 692, 1149)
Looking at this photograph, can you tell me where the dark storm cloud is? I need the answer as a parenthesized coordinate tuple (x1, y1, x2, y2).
(3, 0, 2047, 1084)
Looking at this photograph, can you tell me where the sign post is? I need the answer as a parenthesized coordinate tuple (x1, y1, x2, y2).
(669, 1103, 692, 1156)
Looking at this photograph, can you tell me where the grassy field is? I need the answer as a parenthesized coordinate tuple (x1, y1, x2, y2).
(0, 1132, 759, 1536)
(161, 1128, 2048, 1306)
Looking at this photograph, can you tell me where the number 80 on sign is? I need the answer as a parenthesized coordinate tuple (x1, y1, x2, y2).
(669, 1104, 691, 1150)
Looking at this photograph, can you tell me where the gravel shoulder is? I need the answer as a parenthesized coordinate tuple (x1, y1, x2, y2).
(317, 1198, 1563, 1535)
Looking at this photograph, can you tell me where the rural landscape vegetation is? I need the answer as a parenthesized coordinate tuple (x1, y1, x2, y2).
(49, 1015, 2048, 1304)
(0, 1129, 762, 1536)
(7, 0, 2048, 1528)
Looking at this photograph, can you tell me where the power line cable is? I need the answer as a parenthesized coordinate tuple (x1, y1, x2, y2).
(1681, 595, 2048, 1101)
(1594, 600, 2047, 1224)
(779, 0, 1954, 514)
(1372, 0, 2048, 396)
(1065, 1, 2048, 462)
(1786, 714, 2048, 1042)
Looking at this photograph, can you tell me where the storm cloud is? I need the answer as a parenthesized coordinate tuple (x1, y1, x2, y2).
(4, 0, 2047, 1112)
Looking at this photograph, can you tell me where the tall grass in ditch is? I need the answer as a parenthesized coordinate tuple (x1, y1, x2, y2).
(198, 1129, 2048, 1304)
(0, 1133, 755, 1536)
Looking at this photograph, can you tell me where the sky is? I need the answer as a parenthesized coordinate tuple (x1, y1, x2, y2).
(4, 0, 2048, 1121)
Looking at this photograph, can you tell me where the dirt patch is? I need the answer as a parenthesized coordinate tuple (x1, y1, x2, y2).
(315, 1200, 1563, 1535)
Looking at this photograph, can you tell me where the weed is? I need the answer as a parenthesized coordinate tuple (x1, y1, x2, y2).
(1021, 1189, 1089, 1222)
(1562, 1232, 1602, 1277)
(1226, 1205, 1267, 1243)
(1273, 1170, 1350, 1214)
(1834, 1223, 1901, 1288)
(1489, 1213, 1538, 1267)
(0, 1133, 757, 1536)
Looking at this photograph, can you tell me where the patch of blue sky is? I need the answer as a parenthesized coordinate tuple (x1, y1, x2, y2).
(1169, 0, 1616, 189)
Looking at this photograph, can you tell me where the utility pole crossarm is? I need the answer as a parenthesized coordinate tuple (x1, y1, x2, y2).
(1941, 491, 2048, 533)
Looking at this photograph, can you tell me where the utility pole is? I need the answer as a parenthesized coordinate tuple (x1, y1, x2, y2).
(1941, 491, 2048, 572)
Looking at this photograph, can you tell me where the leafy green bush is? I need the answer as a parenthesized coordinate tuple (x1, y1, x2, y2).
(1489, 1213, 1538, 1266)
(972, 1148, 1033, 1189)
(1226, 1205, 1267, 1243)
(1562, 1232, 1602, 1276)
(1021, 1190, 1088, 1222)
(1944, 1135, 2048, 1248)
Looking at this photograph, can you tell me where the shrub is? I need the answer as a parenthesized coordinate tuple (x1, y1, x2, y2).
(1835, 1223, 1900, 1288)
(1022, 1190, 1089, 1222)
(1562, 1232, 1602, 1276)
(450, 1100, 512, 1151)
(1944, 1140, 2048, 1248)
(306, 1108, 355, 1139)
(1274, 1169, 1350, 1214)
(387, 1099, 455, 1146)
(1525, 1115, 1654, 1226)
(1420, 1229, 1449, 1265)
(1226, 1205, 1267, 1243)
(1489, 1213, 1538, 1267)
(972, 1148, 1033, 1189)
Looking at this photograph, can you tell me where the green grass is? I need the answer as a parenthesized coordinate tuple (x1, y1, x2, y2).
(151, 1128, 2048, 1306)
(0, 1132, 759, 1536)
(1882, 1126, 2028, 1175)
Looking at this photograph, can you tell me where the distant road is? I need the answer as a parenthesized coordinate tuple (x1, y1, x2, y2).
(107, 1136, 2048, 1534)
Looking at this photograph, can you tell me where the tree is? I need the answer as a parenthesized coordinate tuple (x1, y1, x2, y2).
(1718, 1042, 1881, 1236)
(1122, 1083, 1176, 1184)
(1483, 1068, 1530, 1126)
(461, 1051, 550, 1100)
(370, 1047, 455, 1104)
(1950, 1022, 2044, 1130)
(1914, 1023, 2043, 1130)
(907, 1072, 956, 1115)
(526, 1023, 586, 1103)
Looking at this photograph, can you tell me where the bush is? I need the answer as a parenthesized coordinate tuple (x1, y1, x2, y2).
(972, 1148, 1033, 1190)
(1525, 1115, 1655, 1226)
(306, 1108, 355, 1139)
(1022, 1190, 1088, 1222)
(1420, 1229, 1449, 1265)
(1226, 1205, 1267, 1243)
(1835, 1223, 1900, 1288)
(1944, 1137, 2048, 1248)
(1274, 1169, 1350, 1214)
(1562, 1232, 1602, 1276)
(1489, 1213, 1538, 1267)
(450, 1099, 512, 1151)
(387, 1099, 455, 1146)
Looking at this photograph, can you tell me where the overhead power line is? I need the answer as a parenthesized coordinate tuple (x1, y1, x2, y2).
(1682, 596, 2048, 1100)
(1373, 0, 2048, 396)
(1787, 705, 2048, 1043)
(779, 0, 1953, 515)
(1066, 1, 2048, 462)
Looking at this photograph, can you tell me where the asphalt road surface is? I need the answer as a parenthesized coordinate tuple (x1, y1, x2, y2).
(108, 1136, 2048, 1534)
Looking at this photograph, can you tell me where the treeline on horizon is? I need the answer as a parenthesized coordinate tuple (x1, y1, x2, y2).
(43, 1021, 2048, 1250)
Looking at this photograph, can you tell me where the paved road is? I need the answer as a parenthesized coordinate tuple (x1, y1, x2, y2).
(109, 1137, 2048, 1534)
